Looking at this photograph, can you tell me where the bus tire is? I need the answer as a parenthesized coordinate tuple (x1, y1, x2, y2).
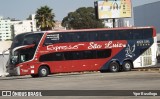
(38, 66, 49, 77)
(109, 62, 119, 72)
(122, 61, 132, 71)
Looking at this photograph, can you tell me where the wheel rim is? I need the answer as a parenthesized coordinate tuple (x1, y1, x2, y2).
(41, 68, 47, 76)
(112, 65, 117, 72)
(125, 63, 131, 69)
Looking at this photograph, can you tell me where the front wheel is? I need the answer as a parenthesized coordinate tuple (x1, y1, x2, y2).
(109, 62, 120, 72)
(122, 61, 132, 71)
(38, 66, 49, 77)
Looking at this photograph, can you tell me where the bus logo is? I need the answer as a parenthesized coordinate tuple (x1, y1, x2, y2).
(126, 44, 136, 58)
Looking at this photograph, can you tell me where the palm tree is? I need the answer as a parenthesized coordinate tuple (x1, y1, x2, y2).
(35, 5, 55, 31)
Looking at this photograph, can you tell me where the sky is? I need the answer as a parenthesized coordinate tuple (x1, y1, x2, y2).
(0, 0, 160, 21)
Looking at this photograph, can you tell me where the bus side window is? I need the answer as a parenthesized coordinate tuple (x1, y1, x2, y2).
(132, 29, 143, 40)
(121, 30, 128, 40)
(127, 30, 133, 40)
(143, 29, 153, 39)
(89, 32, 97, 42)
(53, 53, 64, 61)
(64, 52, 75, 60)
(97, 31, 109, 41)
(77, 32, 89, 42)
(114, 32, 120, 40)
(44, 33, 60, 45)
(60, 33, 69, 43)
(23, 35, 35, 45)
(97, 49, 111, 58)
(83, 50, 96, 59)
(39, 53, 64, 62)
(62, 33, 78, 42)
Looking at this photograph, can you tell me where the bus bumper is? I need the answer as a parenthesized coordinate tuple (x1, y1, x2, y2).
(6, 66, 20, 76)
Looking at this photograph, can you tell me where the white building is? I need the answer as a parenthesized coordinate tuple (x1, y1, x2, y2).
(0, 17, 12, 41)
(0, 14, 37, 41)
(103, 19, 132, 28)
(12, 14, 37, 36)
(54, 21, 66, 30)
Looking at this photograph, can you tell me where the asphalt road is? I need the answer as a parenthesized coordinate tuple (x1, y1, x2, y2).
(0, 69, 160, 99)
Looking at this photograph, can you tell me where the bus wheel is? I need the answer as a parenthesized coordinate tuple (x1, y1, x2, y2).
(109, 62, 119, 72)
(38, 66, 49, 77)
(122, 61, 132, 71)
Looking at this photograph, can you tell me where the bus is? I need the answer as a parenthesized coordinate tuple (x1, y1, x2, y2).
(6, 26, 157, 77)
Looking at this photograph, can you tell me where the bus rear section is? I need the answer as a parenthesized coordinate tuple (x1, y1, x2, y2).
(6, 27, 157, 77)
(132, 27, 157, 68)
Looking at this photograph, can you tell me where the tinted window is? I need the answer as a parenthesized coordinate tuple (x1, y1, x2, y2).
(77, 32, 89, 42)
(130, 29, 153, 40)
(97, 50, 111, 58)
(66, 33, 79, 42)
(23, 33, 43, 45)
(143, 29, 153, 39)
(65, 51, 83, 60)
(120, 30, 128, 40)
(43, 28, 153, 45)
(11, 33, 29, 49)
(44, 33, 60, 45)
(88, 32, 97, 41)
(39, 52, 64, 62)
(83, 50, 97, 59)
(11, 33, 43, 49)
(39, 49, 111, 62)
(97, 31, 110, 41)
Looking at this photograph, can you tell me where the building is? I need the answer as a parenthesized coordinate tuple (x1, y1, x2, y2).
(54, 21, 66, 30)
(0, 14, 37, 41)
(134, 1, 160, 33)
(103, 19, 132, 28)
(0, 17, 12, 41)
(12, 14, 37, 36)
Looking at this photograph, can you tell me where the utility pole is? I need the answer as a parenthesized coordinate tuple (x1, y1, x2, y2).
(113, 18, 116, 28)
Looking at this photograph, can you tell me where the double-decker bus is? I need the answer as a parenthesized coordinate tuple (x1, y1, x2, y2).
(6, 26, 157, 77)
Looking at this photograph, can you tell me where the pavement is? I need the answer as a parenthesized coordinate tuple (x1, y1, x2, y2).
(0, 63, 160, 99)
(0, 70, 160, 99)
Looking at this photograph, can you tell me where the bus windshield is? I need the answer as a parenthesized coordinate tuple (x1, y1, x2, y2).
(10, 33, 43, 64)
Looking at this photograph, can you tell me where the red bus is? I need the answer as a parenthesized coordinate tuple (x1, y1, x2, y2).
(6, 27, 157, 77)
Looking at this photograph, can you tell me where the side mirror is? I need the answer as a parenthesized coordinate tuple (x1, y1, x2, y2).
(11, 56, 18, 64)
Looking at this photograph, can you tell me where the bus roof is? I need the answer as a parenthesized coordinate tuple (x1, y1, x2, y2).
(32, 26, 155, 34)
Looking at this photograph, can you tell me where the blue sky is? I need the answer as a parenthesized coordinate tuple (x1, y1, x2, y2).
(0, 0, 160, 21)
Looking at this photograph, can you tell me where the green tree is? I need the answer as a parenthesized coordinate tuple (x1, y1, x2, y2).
(35, 5, 55, 31)
(62, 7, 104, 29)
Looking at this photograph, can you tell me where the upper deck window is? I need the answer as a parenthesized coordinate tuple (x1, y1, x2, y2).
(43, 28, 153, 45)
(11, 33, 43, 49)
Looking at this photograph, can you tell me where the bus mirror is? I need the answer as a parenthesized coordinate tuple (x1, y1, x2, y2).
(11, 56, 18, 64)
